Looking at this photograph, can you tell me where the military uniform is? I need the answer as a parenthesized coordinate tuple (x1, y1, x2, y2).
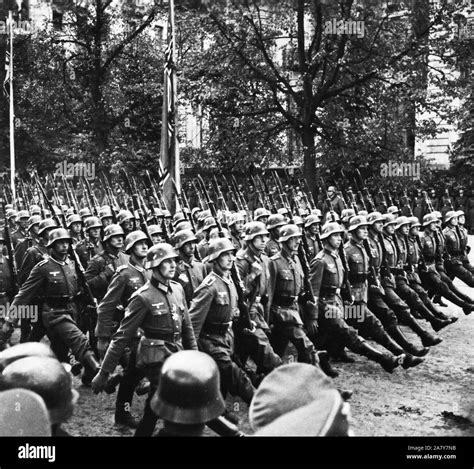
(458, 224, 473, 273)
(267, 248, 319, 364)
(264, 238, 280, 257)
(235, 246, 282, 375)
(443, 225, 474, 287)
(75, 238, 103, 270)
(174, 254, 207, 306)
(304, 232, 322, 261)
(8, 253, 92, 364)
(11, 228, 28, 249)
(188, 267, 255, 404)
(197, 239, 210, 260)
(230, 232, 243, 251)
(14, 236, 36, 269)
(101, 276, 197, 436)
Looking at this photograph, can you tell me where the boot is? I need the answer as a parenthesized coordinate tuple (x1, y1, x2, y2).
(81, 351, 100, 386)
(331, 349, 355, 363)
(338, 389, 353, 401)
(401, 354, 424, 369)
(115, 410, 139, 429)
(433, 295, 448, 307)
(402, 314, 442, 347)
(420, 330, 443, 347)
(135, 378, 151, 396)
(431, 317, 452, 332)
(386, 325, 430, 357)
(105, 372, 123, 394)
(356, 341, 404, 373)
(415, 305, 451, 332)
(463, 304, 474, 316)
(317, 350, 339, 378)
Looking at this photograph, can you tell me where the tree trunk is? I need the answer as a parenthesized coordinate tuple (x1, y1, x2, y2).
(300, 125, 317, 199)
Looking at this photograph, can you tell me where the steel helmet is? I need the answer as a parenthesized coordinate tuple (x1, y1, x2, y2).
(0, 342, 56, 372)
(197, 210, 211, 222)
(163, 210, 172, 219)
(103, 224, 125, 242)
(408, 216, 421, 228)
(5, 203, 13, 211)
(304, 214, 321, 228)
(367, 211, 384, 225)
(78, 207, 92, 219)
(17, 210, 30, 220)
(174, 220, 193, 232)
(228, 212, 245, 226)
(47, 228, 71, 247)
(173, 212, 187, 226)
(83, 216, 102, 231)
(254, 208, 271, 221)
(147, 224, 163, 236)
(348, 215, 369, 232)
(395, 216, 410, 230)
(293, 216, 304, 226)
(311, 208, 323, 217)
(455, 210, 465, 218)
(266, 214, 286, 231)
(38, 218, 58, 235)
(209, 227, 230, 239)
(66, 214, 82, 228)
(387, 206, 399, 215)
(117, 210, 134, 224)
(341, 208, 355, 222)
(204, 238, 235, 263)
(99, 206, 113, 220)
(152, 207, 164, 218)
(27, 215, 42, 231)
(323, 211, 340, 223)
(359, 210, 368, 217)
(434, 211, 442, 220)
(191, 207, 202, 218)
(320, 222, 344, 240)
(150, 350, 225, 424)
(422, 213, 439, 227)
(173, 229, 197, 249)
(6, 209, 17, 219)
(383, 214, 397, 227)
(278, 224, 302, 242)
(29, 205, 41, 216)
(145, 243, 178, 269)
(125, 230, 152, 254)
(444, 210, 457, 224)
(65, 208, 75, 218)
(277, 207, 289, 216)
(1, 356, 79, 425)
(203, 217, 217, 231)
(244, 221, 269, 241)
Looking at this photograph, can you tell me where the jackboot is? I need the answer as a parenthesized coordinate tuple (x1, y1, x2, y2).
(402, 314, 442, 347)
(356, 341, 404, 373)
(317, 350, 339, 378)
(415, 304, 451, 332)
(386, 325, 430, 357)
(81, 351, 100, 386)
(433, 295, 448, 307)
(401, 354, 425, 369)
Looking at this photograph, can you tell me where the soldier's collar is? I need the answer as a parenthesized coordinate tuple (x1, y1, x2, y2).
(50, 255, 69, 266)
(129, 260, 146, 273)
(150, 276, 171, 293)
(179, 253, 194, 268)
(212, 271, 232, 285)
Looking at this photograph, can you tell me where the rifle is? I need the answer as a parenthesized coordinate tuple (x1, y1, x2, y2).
(122, 171, 149, 238)
(82, 177, 100, 217)
(250, 175, 265, 209)
(230, 175, 249, 212)
(271, 172, 288, 210)
(258, 174, 277, 214)
(221, 175, 241, 212)
(192, 179, 206, 211)
(213, 175, 229, 212)
(320, 177, 353, 303)
(197, 175, 253, 333)
(1, 190, 19, 297)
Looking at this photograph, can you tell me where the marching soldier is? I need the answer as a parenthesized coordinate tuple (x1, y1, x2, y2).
(443, 211, 474, 287)
(96, 230, 152, 428)
(235, 221, 283, 380)
(147, 224, 165, 245)
(92, 243, 197, 437)
(11, 210, 30, 249)
(228, 213, 245, 251)
(99, 206, 115, 227)
(310, 222, 404, 373)
(304, 214, 323, 262)
(196, 217, 217, 260)
(14, 215, 41, 269)
(117, 210, 136, 236)
(264, 214, 286, 257)
(325, 186, 345, 216)
(254, 207, 271, 225)
(172, 229, 207, 306)
(67, 213, 84, 247)
(75, 216, 103, 269)
(0, 228, 101, 379)
(188, 238, 256, 406)
(456, 210, 474, 273)
(344, 216, 423, 368)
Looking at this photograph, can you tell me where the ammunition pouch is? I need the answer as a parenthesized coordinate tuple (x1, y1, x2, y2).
(136, 336, 166, 368)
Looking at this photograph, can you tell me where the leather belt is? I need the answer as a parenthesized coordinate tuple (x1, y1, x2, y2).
(202, 321, 232, 335)
(273, 294, 297, 307)
(144, 330, 181, 342)
(44, 295, 76, 306)
(348, 273, 368, 283)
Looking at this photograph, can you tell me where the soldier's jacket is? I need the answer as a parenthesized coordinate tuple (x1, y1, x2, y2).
(367, 232, 383, 274)
(96, 260, 151, 339)
(14, 236, 37, 269)
(18, 243, 49, 286)
(458, 225, 471, 264)
(344, 238, 369, 303)
(443, 226, 463, 262)
(406, 235, 423, 284)
(304, 232, 321, 261)
(75, 238, 103, 269)
(11, 228, 28, 249)
(378, 232, 398, 288)
(310, 247, 344, 304)
(188, 268, 239, 338)
(197, 239, 209, 260)
(174, 254, 207, 306)
(435, 229, 447, 267)
(70, 232, 84, 248)
(100, 277, 197, 374)
(0, 254, 14, 306)
(85, 249, 129, 301)
(264, 238, 280, 258)
(9, 254, 81, 327)
(419, 231, 439, 269)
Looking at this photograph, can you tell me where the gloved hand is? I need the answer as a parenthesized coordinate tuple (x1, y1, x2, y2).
(305, 319, 318, 337)
(104, 264, 116, 280)
(369, 284, 385, 296)
(91, 370, 109, 394)
(97, 338, 110, 360)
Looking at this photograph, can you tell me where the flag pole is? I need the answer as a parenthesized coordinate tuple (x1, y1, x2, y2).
(8, 10, 16, 203)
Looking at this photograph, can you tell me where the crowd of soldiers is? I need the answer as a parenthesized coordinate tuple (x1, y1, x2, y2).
(0, 171, 472, 437)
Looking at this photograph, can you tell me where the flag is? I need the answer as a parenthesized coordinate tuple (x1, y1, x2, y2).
(3, 51, 11, 99)
(159, 0, 180, 215)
